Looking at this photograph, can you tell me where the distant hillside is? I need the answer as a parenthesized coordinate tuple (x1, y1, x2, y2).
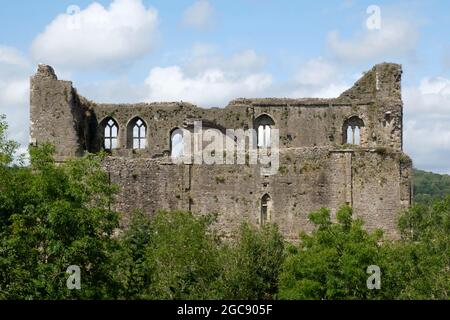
(413, 169, 450, 205)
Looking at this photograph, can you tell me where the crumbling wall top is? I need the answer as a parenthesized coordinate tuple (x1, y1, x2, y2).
(34, 64, 58, 80)
(339, 62, 402, 101)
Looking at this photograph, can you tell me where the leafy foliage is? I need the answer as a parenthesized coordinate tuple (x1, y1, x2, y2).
(278, 203, 449, 300)
(413, 168, 450, 205)
(278, 205, 383, 300)
(0, 119, 285, 300)
(0, 115, 448, 300)
(388, 198, 449, 299)
(218, 223, 285, 299)
(111, 212, 284, 300)
(0, 115, 120, 299)
(0, 114, 19, 167)
(116, 210, 223, 299)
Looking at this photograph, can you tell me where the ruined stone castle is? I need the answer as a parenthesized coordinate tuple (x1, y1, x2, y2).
(29, 63, 412, 240)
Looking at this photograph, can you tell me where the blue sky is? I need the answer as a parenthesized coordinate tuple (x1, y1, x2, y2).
(1, 0, 450, 173)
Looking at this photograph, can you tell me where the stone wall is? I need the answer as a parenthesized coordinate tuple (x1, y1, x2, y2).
(29, 62, 412, 239)
(101, 147, 411, 240)
(30, 65, 86, 160)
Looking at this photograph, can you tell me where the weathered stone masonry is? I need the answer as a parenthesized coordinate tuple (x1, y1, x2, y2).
(29, 62, 412, 240)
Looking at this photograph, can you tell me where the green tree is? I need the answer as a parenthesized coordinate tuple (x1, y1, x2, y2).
(413, 169, 450, 205)
(0, 114, 24, 229)
(0, 114, 19, 167)
(379, 198, 449, 299)
(219, 222, 285, 299)
(111, 210, 154, 299)
(110, 210, 223, 300)
(278, 205, 383, 300)
(112, 211, 285, 300)
(2, 114, 447, 300)
(0, 124, 120, 299)
(138, 211, 223, 299)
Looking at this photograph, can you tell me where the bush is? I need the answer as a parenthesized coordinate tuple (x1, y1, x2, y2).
(278, 205, 383, 300)
(0, 143, 120, 299)
(218, 222, 285, 299)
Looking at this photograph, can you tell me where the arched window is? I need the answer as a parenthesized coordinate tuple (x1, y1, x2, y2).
(171, 128, 184, 158)
(127, 117, 147, 150)
(343, 116, 364, 146)
(255, 114, 275, 148)
(260, 194, 272, 225)
(102, 117, 119, 150)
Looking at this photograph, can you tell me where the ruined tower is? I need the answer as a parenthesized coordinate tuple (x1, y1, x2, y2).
(30, 62, 412, 240)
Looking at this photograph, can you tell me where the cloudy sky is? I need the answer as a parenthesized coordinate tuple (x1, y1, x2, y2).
(1, 0, 450, 173)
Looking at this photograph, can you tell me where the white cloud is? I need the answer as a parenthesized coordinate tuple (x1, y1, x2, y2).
(0, 46, 31, 155)
(30, 0, 159, 69)
(404, 77, 450, 118)
(417, 77, 450, 95)
(403, 76, 450, 173)
(285, 57, 350, 98)
(294, 57, 337, 86)
(80, 51, 350, 106)
(145, 66, 272, 107)
(191, 43, 216, 57)
(78, 79, 148, 104)
(227, 50, 266, 73)
(0, 79, 29, 107)
(0, 46, 29, 67)
(137, 47, 272, 107)
(287, 82, 350, 99)
(404, 121, 450, 174)
(186, 48, 266, 75)
(442, 45, 450, 71)
(0, 46, 30, 108)
(182, 0, 215, 30)
(327, 18, 418, 62)
(74, 47, 271, 106)
(443, 49, 450, 70)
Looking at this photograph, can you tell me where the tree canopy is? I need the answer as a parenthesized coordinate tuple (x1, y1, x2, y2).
(0, 115, 448, 300)
(413, 168, 450, 205)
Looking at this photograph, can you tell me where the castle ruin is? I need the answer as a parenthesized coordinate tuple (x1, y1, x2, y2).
(29, 62, 412, 240)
